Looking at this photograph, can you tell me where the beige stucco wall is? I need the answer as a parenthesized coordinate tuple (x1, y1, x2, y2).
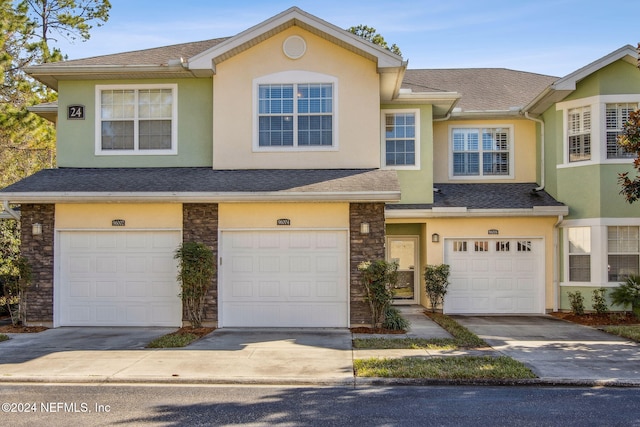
(219, 203, 349, 229)
(55, 204, 182, 229)
(212, 27, 381, 169)
(387, 216, 559, 311)
(432, 119, 538, 183)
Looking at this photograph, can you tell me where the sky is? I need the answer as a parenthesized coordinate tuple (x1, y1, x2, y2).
(52, 0, 639, 78)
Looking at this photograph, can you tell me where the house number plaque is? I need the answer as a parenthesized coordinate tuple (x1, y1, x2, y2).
(67, 104, 85, 120)
(112, 219, 126, 227)
(277, 219, 291, 226)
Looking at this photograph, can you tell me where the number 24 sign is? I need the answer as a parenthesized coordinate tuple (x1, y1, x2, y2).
(67, 104, 85, 120)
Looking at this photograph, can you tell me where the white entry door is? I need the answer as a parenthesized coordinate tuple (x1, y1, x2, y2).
(57, 231, 182, 327)
(220, 230, 348, 327)
(444, 238, 544, 314)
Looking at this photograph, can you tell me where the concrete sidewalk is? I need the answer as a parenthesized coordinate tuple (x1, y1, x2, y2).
(0, 307, 639, 386)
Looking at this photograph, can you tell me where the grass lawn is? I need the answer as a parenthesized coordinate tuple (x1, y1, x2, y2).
(353, 312, 487, 350)
(354, 356, 536, 379)
(0, 334, 9, 342)
(602, 325, 640, 342)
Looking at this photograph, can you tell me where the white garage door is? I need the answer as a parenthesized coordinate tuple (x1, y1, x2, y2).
(444, 238, 544, 314)
(58, 231, 182, 326)
(220, 230, 348, 327)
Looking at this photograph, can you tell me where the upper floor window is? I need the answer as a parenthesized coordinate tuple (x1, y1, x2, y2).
(257, 83, 333, 148)
(568, 106, 591, 162)
(450, 126, 512, 178)
(95, 84, 177, 155)
(382, 110, 419, 169)
(608, 226, 639, 281)
(606, 103, 637, 159)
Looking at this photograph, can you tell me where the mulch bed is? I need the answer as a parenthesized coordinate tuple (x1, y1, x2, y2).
(0, 324, 48, 333)
(171, 327, 215, 338)
(550, 312, 640, 326)
(350, 327, 406, 334)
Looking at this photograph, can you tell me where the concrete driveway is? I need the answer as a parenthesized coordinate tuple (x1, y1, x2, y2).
(0, 327, 354, 384)
(453, 316, 640, 383)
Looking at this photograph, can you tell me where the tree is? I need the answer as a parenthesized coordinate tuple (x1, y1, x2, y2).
(347, 24, 402, 56)
(24, 0, 111, 62)
(617, 109, 640, 203)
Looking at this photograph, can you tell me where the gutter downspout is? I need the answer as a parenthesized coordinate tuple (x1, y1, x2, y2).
(524, 111, 545, 191)
(553, 214, 563, 312)
(2, 200, 20, 220)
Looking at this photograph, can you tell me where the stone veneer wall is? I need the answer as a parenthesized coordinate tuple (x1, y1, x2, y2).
(349, 202, 386, 326)
(20, 204, 55, 326)
(182, 203, 219, 326)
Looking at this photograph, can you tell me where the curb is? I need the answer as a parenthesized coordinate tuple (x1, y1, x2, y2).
(2, 376, 639, 388)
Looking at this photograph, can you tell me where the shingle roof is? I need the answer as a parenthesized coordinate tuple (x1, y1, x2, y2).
(402, 69, 558, 112)
(0, 168, 400, 201)
(49, 38, 229, 67)
(386, 183, 565, 210)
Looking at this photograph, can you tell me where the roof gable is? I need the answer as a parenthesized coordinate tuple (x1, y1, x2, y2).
(187, 7, 405, 74)
(525, 45, 638, 115)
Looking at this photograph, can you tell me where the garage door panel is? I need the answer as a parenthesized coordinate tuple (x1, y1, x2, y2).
(221, 230, 348, 327)
(445, 238, 543, 314)
(58, 231, 181, 327)
(96, 280, 118, 298)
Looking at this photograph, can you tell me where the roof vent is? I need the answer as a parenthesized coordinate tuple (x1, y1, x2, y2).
(283, 35, 306, 60)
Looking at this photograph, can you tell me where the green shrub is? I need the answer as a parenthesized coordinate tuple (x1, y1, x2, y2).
(424, 264, 450, 313)
(567, 291, 585, 315)
(592, 288, 608, 314)
(358, 260, 398, 328)
(610, 275, 640, 318)
(175, 242, 216, 328)
(382, 306, 410, 331)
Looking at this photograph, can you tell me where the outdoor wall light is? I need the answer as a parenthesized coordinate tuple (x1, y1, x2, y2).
(360, 222, 370, 234)
(431, 233, 440, 243)
(32, 223, 42, 236)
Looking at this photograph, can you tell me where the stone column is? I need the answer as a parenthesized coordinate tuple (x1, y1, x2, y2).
(182, 203, 219, 326)
(349, 202, 386, 326)
(20, 204, 55, 327)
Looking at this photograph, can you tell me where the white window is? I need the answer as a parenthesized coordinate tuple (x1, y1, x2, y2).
(568, 227, 591, 282)
(258, 83, 333, 147)
(382, 110, 420, 169)
(95, 84, 177, 155)
(568, 106, 591, 162)
(606, 103, 637, 159)
(450, 126, 512, 178)
(608, 226, 640, 281)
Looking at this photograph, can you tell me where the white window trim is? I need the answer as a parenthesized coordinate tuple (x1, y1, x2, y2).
(252, 71, 339, 152)
(95, 84, 178, 156)
(561, 218, 640, 288)
(557, 95, 640, 168)
(381, 108, 421, 170)
(447, 124, 515, 180)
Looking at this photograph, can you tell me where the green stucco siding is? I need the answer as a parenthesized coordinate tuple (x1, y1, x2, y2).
(381, 104, 434, 204)
(564, 60, 640, 101)
(57, 78, 213, 167)
(559, 285, 628, 312)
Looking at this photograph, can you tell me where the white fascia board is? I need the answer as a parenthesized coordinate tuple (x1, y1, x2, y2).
(2, 191, 401, 204)
(386, 206, 568, 219)
(188, 7, 404, 72)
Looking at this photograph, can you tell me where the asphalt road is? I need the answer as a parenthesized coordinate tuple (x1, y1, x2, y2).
(1, 384, 639, 426)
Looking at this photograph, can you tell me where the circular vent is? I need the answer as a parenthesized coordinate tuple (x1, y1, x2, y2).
(283, 35, 306, 59)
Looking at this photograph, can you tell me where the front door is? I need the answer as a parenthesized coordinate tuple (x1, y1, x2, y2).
(386, 236, 419, 304)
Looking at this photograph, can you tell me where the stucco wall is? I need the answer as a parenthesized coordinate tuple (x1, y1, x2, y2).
(432, 119, 538, 183)
(212, 27, 381, 169)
